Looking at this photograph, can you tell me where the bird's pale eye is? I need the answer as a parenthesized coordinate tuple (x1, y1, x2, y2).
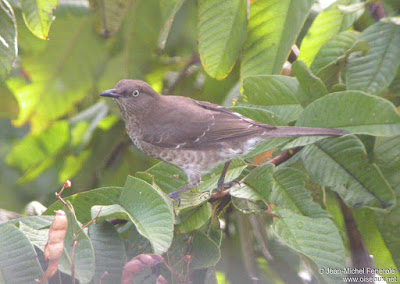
(133, 90, 140, 97)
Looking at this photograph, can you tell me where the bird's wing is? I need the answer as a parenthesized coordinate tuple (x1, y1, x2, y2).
(141, 97, 276, 150)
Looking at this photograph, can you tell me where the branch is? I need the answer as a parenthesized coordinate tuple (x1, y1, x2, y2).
(210, 148, 302, 201)
(369, 2, 385, 21)
(165, 54, 200, 95)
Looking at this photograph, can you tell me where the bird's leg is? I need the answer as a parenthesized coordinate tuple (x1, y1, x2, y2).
(167, 185, 195, 205)
(167, 174, 201, 205)
(217, 161, 239, 192)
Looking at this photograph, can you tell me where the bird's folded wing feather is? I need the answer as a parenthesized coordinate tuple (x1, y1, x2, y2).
(141, 98, 276, 149)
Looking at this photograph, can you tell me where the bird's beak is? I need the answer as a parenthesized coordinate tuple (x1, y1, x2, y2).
(99, 89, 120, 98)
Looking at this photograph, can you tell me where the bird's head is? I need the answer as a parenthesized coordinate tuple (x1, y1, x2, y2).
(99, 80, 160, 119)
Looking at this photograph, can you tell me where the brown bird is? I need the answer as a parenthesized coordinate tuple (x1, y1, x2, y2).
(100, 80, 345, 202)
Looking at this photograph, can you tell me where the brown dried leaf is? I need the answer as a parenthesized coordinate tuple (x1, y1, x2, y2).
(36, 210, 68, 283)
(121, 254, 164, 284)
(156, 275, 168, 284)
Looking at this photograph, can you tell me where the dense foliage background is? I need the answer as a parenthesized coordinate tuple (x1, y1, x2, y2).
(0, 0, 400, 283)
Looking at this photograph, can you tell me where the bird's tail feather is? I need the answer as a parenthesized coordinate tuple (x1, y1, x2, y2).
(265, 126, 346, 138)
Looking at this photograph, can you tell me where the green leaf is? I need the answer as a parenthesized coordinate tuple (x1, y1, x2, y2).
(137, 161, 186, 194)
(298, 0, 357, 66)
(346, 21, 400, 95)
(374, 136, 400, 194)
(244, 163, 275, 201)
(310, 30, 358, 74)
(138, 159, 246, 196)
(230, 183, 262, 201)
(120, 176, 174, 254)
(177, 202, 212, 233)
(6, 215, 53, 229)
(353, 209, 400, 281)
(231, 196, 268, 214)
(296, 91, 400, 136)
(88, 0, 131, 37)
(292, 61, 328, 104)
(21, 0, 58, 39)
(158, 0, 185, 49)
(198, 0, 247, 79)
(6, 121, 69, 183)
(89, 222, 126, 283)
(230, 106, 283, 125)
(314, 39, 369, 91)
(44, 187, 122, 224)
(64, 207, 96, 283)
(241, 0, 313, 78)
(12, 14, 109, 128)
(241, 75, 304, 123)
(271, 168, 329, 218)
(0, 0, 17, 82)
(191, 232, 221, 269)
(0, 224, 44, 283)
(301, 135, 395, 210)
(273, 209, 346, 283)
(98, 0, 162, 89)
(0, 84, 18, 118)
(374, 206, 400, 273)
(20, 209, 96, 283)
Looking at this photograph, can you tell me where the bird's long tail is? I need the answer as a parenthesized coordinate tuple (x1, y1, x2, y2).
(264, 126, 347, 138)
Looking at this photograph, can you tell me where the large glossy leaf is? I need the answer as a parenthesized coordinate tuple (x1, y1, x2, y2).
(12, 13, 109, 129)
(372, 136, 400, 269)
(158, 0, 185, 49)
(240, 0, 313, 78)
(0, 0, 17, 82)
(271, 168, 329, 218)
(89, 0, 131, 37)
(241, 75, 304, 123)
(44, 187, 123, 223)
(21, 0, 58, 39)
(98, 0, 162, 90)
(298, 0, 357, 66)
(374, 136, 400, 194)
(177, 202, 212, 233)
(0, 224, 44, 283)
(230, 106, 283, 125)
(244, 163, 275, 201)
(89, 222, 126, 283)
(273, 209, 346, 283)
(296, 91, 400, 136)
(353, 209, 400, 281)
(346, 21, 400, 95)
(198, 0, 247, 79)
(301, 135, 395, 210)
(310, 30, 359, 74)
(191, 232, 221, 269)
(292, 60, 328, 104)
(6, 121, 70, 183)
(119, 176, 174, 254)
(65, 207, 96, 283)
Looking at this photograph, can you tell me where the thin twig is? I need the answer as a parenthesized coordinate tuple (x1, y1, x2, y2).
(165, 54, 200, 95)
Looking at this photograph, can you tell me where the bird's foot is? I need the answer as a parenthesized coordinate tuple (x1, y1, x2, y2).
(167, 185, 194, 206)
(217, 180, 241, 192)
(167, 192, 181, 206)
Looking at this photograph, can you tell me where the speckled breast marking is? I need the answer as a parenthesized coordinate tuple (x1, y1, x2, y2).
(140, 142, 223, 175)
